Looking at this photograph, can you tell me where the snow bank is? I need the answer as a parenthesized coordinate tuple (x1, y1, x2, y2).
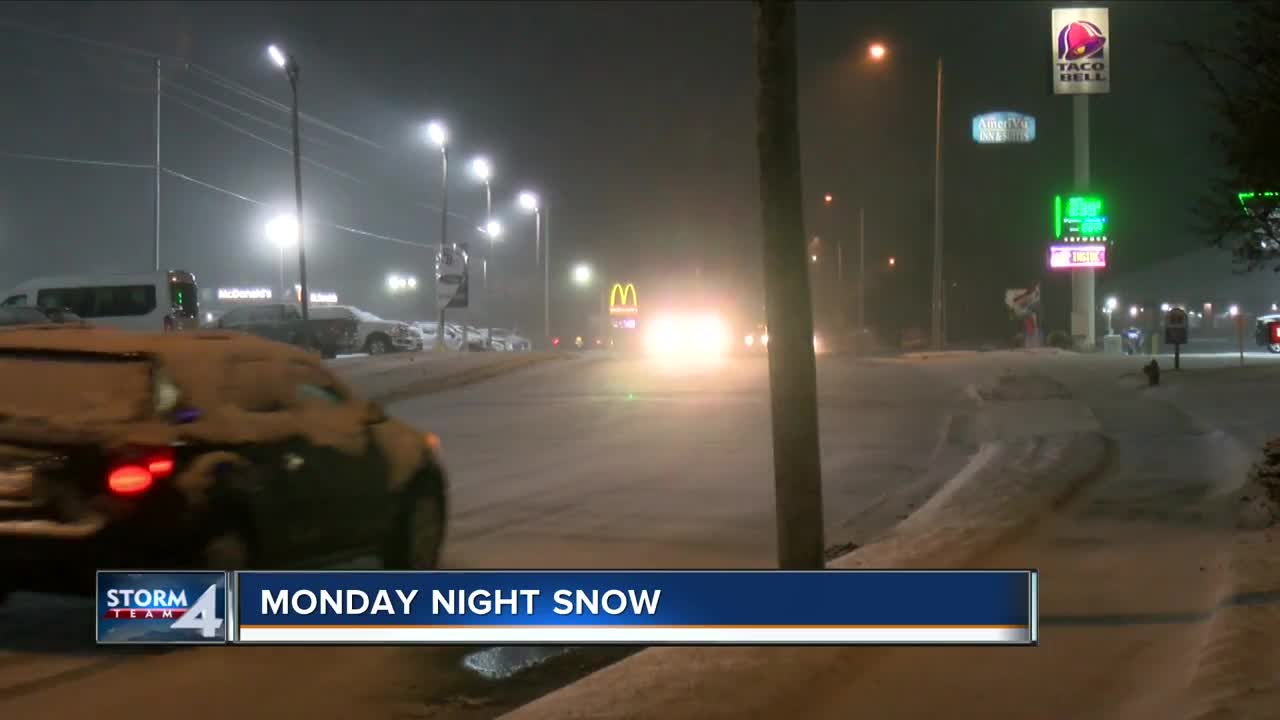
(503, 432, 1108, 720)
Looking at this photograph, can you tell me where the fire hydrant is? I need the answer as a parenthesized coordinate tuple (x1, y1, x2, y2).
(1143, 359, 1160, 387)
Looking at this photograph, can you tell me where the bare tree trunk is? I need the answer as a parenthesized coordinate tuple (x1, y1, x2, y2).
(754, 0, 826, 570)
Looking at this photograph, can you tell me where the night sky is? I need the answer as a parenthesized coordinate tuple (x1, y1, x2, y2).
(0, 1, 1234, 340)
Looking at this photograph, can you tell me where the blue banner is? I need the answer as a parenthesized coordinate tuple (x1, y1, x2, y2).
(232, 570, 1037, 646)
(97, 571, 229, 645)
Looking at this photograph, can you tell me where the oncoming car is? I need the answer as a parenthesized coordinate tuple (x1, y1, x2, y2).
(742, 324, 825, 354)
(0, 327, 447, 601)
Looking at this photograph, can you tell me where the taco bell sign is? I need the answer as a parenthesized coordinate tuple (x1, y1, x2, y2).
(1051, 7, 1110, 95)
(972, 112, 1036, 144)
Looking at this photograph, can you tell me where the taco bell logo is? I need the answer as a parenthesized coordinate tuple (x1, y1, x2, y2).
(1051, 8, 1110, 95)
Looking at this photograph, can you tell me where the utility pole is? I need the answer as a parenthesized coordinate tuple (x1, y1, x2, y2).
(544, 206, 552, 345)
(930, 57, 945, 350)
(153, 58, 161, 271)
(435, 145, 451, 351)
(754, 0, 825, 570)
(858, 206, 865, 335)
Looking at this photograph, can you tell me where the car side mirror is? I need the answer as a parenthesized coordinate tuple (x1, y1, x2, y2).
(362, 401, 388, 425)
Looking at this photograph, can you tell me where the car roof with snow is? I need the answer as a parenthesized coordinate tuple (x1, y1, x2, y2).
(0, 325, 318, 362)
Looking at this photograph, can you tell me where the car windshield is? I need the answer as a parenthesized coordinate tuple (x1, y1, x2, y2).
(0, 351, 154, 423)
(351, 308, 382, 322)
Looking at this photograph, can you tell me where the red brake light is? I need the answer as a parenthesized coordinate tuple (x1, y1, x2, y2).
(107, 447, 174, 495)
(1271, 323, 1280, 344)
(552, 337, 560, 346)
(108, 466, 153, 495)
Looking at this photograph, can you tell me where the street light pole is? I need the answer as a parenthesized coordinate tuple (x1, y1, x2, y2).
(269, 45, 309, 322)
(544, 206, 552, 346)
(484, 180, 493, 349)
(931, 57, 944, 350)
(153, 58, 161, 272)
(858, 206, 865, 335)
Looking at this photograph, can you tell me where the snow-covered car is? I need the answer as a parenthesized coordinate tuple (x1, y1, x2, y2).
(0, 327, 448, 601)
(309, 305, 420, 354)
(413, 321, 465, 350)
(490, 329, 531, 352)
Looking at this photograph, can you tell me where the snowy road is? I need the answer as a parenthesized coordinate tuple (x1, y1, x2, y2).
(0, 353, 971, 718)
(510, 351, 1280, 720)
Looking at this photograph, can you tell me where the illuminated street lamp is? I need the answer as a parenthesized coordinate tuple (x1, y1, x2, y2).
(265, 213, 298, 295)
(387, 273, 418, 292)
(1103, 296, 1118, 335)
(266, 43, 310, 321)
(572, 263, 593, 286)
(870, 40, 944, 349)
(1230, 304, 1240, 317)
(888, 256, 896, 267)
(479, 217, 503, 348)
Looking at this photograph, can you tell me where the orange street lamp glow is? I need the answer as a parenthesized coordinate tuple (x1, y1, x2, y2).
(869, 43, 887, 61)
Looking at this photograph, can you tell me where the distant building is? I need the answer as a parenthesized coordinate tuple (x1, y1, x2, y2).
(1099, 246, 1279, 335)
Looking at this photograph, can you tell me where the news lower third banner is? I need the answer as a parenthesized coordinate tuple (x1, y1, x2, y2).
(96, 570, 1037, 645)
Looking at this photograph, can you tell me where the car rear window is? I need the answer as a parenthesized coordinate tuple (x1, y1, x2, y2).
(0, 351, 154, 423)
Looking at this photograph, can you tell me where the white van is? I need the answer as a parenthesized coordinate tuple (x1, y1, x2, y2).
(1, 270, 200, 332)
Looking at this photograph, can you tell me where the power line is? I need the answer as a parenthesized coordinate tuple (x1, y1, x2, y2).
(0, 149, 152, 169)
(0, 15, 386, 151)
(164, 79, 345, 152)
(161, 167, 432, 249)
(164, 83, 470, 221)
(166, 92, 371, 186)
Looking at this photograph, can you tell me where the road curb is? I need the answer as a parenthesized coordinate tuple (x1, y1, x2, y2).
(368, 354, 571, 405)
(501, 432, 1111, 720)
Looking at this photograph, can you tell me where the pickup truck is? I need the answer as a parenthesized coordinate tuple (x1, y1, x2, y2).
(215, 303, 359, 358)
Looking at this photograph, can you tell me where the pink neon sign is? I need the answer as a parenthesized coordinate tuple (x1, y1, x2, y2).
(1049, 244, 1106, 269)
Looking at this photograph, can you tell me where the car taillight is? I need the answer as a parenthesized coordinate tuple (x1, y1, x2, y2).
(107, 447, 175, 496)
(552, 337, 560, 346)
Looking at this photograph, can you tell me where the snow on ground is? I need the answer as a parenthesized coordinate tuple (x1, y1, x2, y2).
(509, 351, 1280, 720)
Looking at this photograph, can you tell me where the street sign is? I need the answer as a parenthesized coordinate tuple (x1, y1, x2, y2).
(435, 244, 470, 309)
(1164, 307, 1188, 345)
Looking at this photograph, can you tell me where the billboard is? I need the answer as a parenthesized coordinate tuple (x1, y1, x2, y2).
(972, 112, 1036, 144)
(1052, 8, 1110, 95)
(435, 243, 470, 309)
(1054, 194, 1108, 243)
(608, 283, 639, 317)
(1049, 244, 1107, 269)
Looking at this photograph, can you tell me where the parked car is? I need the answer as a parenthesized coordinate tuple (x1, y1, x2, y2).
(413, 321, 465, 350)
(214, 303, 358, 359)
(0, 326, 448, 601)
(489, 329, 532, 352)
(309, 305, 420, 354)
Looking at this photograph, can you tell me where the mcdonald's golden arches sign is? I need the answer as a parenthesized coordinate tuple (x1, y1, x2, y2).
(608, 283, 638, 316)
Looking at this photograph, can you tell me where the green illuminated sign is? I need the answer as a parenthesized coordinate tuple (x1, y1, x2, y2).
(1054, 194, 1108, 242)
(1238, 191, 1280, 213)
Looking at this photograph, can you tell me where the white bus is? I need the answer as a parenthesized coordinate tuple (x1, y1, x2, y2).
(1, 270, 200, 332)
